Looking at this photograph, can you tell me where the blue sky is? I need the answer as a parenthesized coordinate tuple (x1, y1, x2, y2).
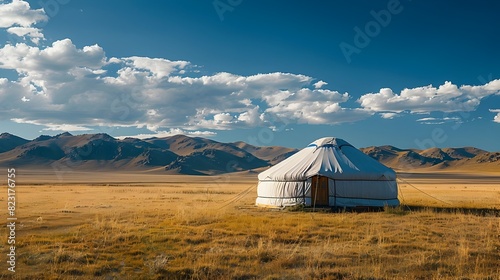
(0, 0, 499, 150)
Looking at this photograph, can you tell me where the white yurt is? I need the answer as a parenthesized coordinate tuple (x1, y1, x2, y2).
(256, 137, 399, 208)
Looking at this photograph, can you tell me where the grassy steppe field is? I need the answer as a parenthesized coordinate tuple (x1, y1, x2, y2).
(0, 170, 499, 279)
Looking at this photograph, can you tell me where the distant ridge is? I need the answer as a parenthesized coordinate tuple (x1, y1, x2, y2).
(0, 132, 498, 174)
(0, 133, 29, 153)
(359, 146, 499, 172)
(0, 133, 297, 175)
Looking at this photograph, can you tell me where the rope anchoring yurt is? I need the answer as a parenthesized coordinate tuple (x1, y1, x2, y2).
(256, 137, 400, 208)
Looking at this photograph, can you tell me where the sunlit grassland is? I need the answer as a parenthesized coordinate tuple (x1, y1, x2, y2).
(0, 173, 499, 279)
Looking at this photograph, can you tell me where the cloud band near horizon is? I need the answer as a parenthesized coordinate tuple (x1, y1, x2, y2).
(1, 38, 499, 136)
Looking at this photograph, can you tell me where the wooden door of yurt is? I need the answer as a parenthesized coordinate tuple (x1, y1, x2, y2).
(311, 175, 329, 206)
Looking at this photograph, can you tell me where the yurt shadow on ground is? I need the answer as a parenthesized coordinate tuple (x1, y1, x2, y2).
(256, 137, 400, 209)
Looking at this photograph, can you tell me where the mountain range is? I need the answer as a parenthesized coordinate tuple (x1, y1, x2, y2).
(0, 132, 296, 175)
(0, 132, 498, 174)
(359, 145, 499, 172)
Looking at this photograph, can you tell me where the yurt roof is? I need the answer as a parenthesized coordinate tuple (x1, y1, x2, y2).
(258, 137, 396, 181)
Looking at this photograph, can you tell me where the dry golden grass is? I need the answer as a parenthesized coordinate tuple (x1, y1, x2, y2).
(0, 171, 499, 279)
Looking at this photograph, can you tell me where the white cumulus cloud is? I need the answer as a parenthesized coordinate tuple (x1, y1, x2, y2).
(0, 39, 106, 95)
(121, 56, 190, 79)
(2, 34, 498, 134)
(6, 26, 44, 44)
(313, 80, 328, 89)
(0, 0, 48, 44)
(0, 37, 369, 133)
(359, 80, 500, 115)
(0, 0, 48, 28)
(490, 109, 500, 123)
(380, 112, 399, 119)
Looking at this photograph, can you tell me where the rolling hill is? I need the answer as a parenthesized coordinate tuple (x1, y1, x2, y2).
(0, 132, 498, 174)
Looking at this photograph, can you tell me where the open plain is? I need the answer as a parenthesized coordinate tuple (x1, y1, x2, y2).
(0, 170, 499, 280)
